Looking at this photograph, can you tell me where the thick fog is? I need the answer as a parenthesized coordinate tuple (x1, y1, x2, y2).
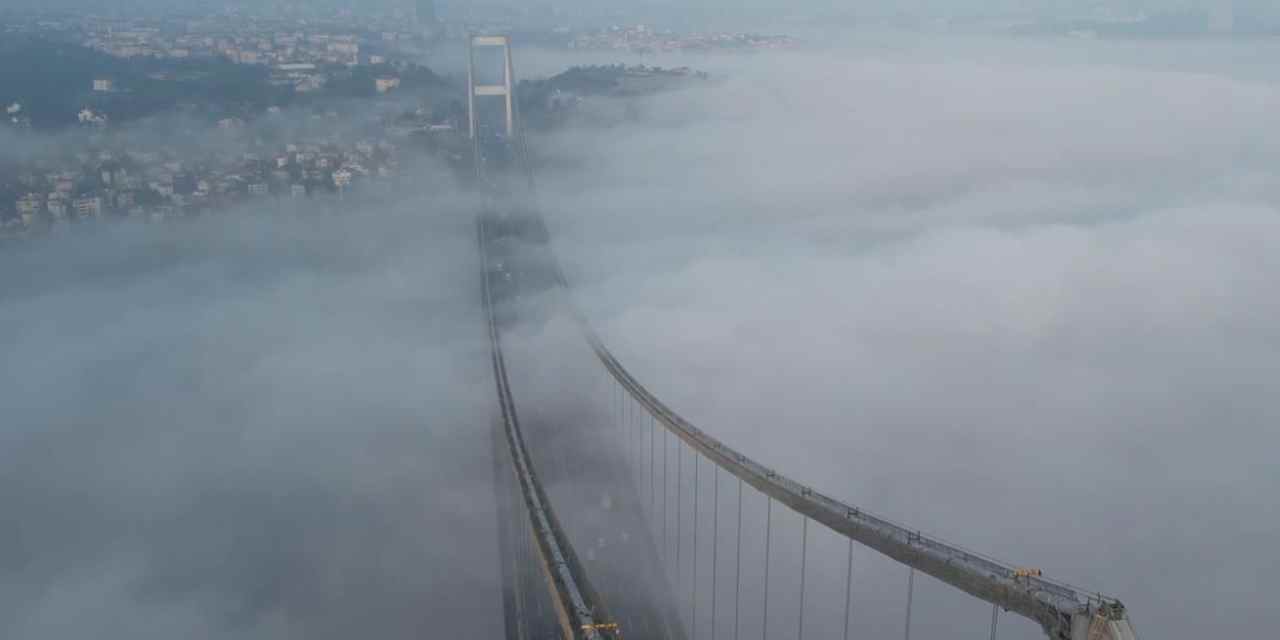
(521, 35, 1280, 639)
(0, 190, 506, 638)
(5, 22, 1280, 640)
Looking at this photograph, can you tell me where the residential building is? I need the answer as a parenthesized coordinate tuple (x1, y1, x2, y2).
(73, 196, 102, 217)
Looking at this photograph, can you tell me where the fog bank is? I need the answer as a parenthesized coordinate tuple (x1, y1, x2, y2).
(534, 36, 1280, 639)
(1, 200, 503, 638)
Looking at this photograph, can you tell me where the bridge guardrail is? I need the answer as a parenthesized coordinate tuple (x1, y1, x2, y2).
(480, 219, 620, 640)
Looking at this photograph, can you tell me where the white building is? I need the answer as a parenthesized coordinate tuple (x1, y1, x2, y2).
(16, 194, 42, 222)
(47, 200, 67, 219)
(374, 76, 401, 93)
(73, 197, 102, 218)
(295, 75, 326, 93)
(78, 108, 108, 126)
(93, 78, 114, 92)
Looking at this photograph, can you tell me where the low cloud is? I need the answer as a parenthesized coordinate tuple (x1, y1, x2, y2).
(5, 32, 1279, 640)
(526, 35, 1280, 639)
(0, 195, 505, 638)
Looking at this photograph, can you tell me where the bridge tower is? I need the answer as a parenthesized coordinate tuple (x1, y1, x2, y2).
(467, 34, 516, 139)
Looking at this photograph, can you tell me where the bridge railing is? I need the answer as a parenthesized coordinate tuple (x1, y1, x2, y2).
(480, 218, 621, 640)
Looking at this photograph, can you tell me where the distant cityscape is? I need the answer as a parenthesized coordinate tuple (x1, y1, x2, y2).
(569, 25, 795, 54)
(3, 0, 1277, 242)
(1, 106, 461, 240)
(1, 3, 733, 242)
(1, 4, 798, 70)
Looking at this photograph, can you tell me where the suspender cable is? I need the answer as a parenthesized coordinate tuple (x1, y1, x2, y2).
(990, 602, 999, 640)
(843, 538, 854, 640)
(663, 425, 669, 568)
(734, 477, 743, 640)
(650, 415, 656, 524)
(762, 496, 772, 640)
(626, 392, 632, 495)
(798, 516, 808, 640)
(633, 393, 638, 477)
(633, 397, 640, 486)
(677, 438, 683, 599)
(637, 398, 643, 491)
(692, 453, 699, 635)
(904, 567, 915, 640)
(638, 406, 645, 499)
(711, 466, 720, 640)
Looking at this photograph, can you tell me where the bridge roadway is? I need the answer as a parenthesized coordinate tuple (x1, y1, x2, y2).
(483, 214, 686, 640)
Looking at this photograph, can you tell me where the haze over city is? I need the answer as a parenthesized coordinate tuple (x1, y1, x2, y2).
(2, 2, 1278, 640)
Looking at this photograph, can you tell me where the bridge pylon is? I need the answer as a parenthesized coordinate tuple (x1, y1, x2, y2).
(467, 34, 516, 140)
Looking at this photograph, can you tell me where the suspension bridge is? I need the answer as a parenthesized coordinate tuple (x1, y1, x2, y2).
(467, 35, 1140, 640)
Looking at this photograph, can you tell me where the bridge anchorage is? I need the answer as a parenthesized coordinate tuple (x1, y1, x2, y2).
(470, 36, 1141, 640)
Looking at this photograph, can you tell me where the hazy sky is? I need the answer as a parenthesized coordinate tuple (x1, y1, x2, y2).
(2, 0, 1269, 18)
